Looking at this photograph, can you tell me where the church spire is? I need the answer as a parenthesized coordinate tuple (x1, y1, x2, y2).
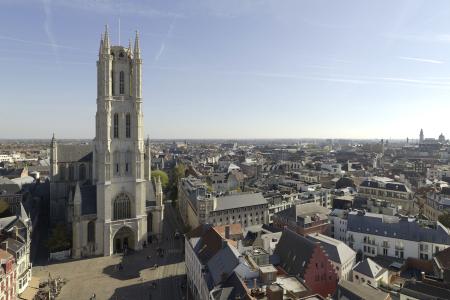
(134, 30, 141, 59)
(99, 34, 104, 56)
(103, 25, 110, 53)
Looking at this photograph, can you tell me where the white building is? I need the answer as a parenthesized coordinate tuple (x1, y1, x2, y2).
(352, 258, 388, 288)
(346, 211, 450, 260)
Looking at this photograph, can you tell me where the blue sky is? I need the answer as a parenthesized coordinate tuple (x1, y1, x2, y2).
(1, 0, 450, 140)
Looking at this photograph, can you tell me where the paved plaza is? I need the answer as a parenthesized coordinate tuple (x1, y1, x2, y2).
(34, 205, 187, 300)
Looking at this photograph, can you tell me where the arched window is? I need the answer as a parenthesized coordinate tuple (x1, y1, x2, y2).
(125, 150, 132, 175)
(119, 71, 125, 94)
(113, 193, 131, 220)
(113, 151, 120, 176)
(126, 113, 131, 138)
(79, 164, 86, 181)
(69, 165, 75, 181)
(59, 165, 66, 180)
(111, 70, 115, 95)
(113, 113, 119, 138)
(87, 221, 95, 243)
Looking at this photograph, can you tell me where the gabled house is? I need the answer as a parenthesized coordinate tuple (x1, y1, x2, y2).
(274, 228, 338, 297)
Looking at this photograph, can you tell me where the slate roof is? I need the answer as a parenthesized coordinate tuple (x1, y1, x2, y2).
(4, 237, 24, 254)
(401, 280, 450, 300)
(434, 247, 450, 269)
(57, 144, 93, 163)
(347, 211, 450, 245)
(80, 185, 96, 215)
(0, 177, 20, 194)
(214, 193, 267, 211)
(335, 280, 389, 300)
(274, 228, 316, 278)
(353, 258, 386, 278)
(191, 226, 224, 265)
(307, 233, 355, 264)
(207, 242, 240, 285)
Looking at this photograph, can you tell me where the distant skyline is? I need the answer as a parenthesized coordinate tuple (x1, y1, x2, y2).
(2, 0, 450, 140)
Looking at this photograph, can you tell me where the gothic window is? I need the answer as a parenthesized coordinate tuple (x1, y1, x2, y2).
(119, 71, 125, 94)
(126, 113, 131, 138)
(87, 221, 95, 243)
(125, 151, 132, 175)
(69, 165, 75, 181)
(113, 151, 120, 176)
(113, 113, 119, 138)
(59, 165, 66, 180)
(111, 71, 115, 95)
(79, 164, 86, 181)
(113, 193, 131, 220)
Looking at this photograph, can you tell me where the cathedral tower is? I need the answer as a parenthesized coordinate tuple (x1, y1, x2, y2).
(93, 27, 147, 255)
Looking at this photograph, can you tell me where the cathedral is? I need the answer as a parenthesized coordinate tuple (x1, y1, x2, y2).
(49, 27, 164, 257)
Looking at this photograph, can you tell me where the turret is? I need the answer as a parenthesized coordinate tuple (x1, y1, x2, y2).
(134, 31, 141, 59)
(103, 25, 110, 54)
(50, 133, 58, 179)
(145, 136, 151, 180)
(155, 176, 163, 207)
(132, 31, 142, 99)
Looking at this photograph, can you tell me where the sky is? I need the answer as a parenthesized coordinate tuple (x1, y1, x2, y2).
(1, 0, 450, 140)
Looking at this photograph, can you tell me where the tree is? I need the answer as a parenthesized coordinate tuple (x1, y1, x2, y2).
(438, 213, 450, 229)
(47, 224, 71, 252)
(151, 170, 169, 189)
(174, 163, 186, 184)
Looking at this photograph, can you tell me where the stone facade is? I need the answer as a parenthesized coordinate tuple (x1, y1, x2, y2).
(49, 27, 163, 257)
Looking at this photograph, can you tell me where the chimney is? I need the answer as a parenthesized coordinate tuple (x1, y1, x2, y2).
(0, 241, 7, 251)
(225, 225, 230, 239)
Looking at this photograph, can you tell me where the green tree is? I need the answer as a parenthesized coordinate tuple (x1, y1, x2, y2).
(151, 170, 169, 189)
(174, 163, 186, 184)
(438, 213, 450, 229)
(47, 224, 71, 252)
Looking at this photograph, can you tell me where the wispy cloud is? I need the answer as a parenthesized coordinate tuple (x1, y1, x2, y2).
(42, 0, 59, 62)
(149, 64, 450, 89)
(399, 56, 444, 64)
(154, 16, 178, 62)
(385, 33, 450, 44)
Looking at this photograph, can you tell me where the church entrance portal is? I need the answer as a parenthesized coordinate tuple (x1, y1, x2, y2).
(113, 226, 135, 253)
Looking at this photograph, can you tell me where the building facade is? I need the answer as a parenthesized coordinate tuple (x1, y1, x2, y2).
(50, 28, 163, 257)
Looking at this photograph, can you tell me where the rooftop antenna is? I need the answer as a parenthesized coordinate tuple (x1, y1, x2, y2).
(118, 17, 121, 45)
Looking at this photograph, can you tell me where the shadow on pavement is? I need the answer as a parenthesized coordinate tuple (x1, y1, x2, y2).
(110, 274, 186, 300)
(102, 245, 184, 280)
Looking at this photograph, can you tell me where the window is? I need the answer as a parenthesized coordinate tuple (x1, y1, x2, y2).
(59, 165, 66, 180)
(87, 221, 95, 243)
(111, 71, 115, 95)
(113, 193, 131, 220)
(119, 71, 125, 94)
(126, 113, 131, 138)
(113, 113, 119, 138)
(79, 164, 86, 181)
(69, 165, 75, 181)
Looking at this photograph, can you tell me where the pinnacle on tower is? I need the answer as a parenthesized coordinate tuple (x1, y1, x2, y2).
(99, 34, 104, 56)
(146, 135, 150, 147)
(134, 30, 141, 59)
(103, 25, 110, 53)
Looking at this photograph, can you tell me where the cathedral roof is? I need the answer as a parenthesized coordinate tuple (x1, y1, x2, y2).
(57, 144, 93, 163)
